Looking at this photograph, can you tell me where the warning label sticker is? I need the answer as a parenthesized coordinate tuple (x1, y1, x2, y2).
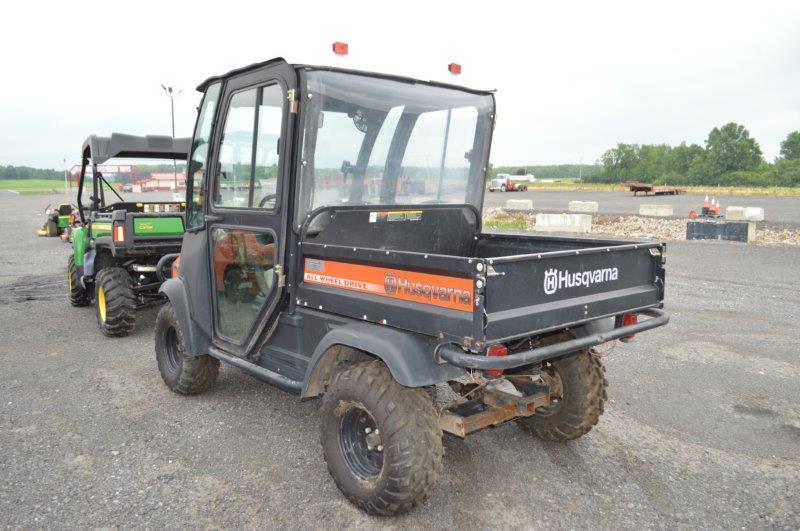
(368, 210, 423, 223)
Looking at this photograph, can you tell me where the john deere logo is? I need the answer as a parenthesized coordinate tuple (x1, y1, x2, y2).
(139, 222, 154, 230)
(384, 273, 399, 294)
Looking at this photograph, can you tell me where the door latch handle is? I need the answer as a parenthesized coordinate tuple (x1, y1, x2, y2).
(204, 214, 223, 222)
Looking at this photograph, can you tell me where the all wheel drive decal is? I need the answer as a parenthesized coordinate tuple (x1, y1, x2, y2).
(303, 258, 473, 312)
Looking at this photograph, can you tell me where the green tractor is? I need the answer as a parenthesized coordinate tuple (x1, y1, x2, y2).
(68, 134, 188, 336)
(37, 203, 76, 238)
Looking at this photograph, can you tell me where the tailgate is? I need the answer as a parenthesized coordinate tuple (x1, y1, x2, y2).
(483, 242, 665, 341)
(129, 214, 185, 241)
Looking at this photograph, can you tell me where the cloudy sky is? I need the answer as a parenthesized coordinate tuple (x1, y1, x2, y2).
(1, 0, 798, 169)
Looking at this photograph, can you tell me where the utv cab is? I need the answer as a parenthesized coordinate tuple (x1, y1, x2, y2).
(68, 134, 188, 336)
(154, 58, 668, 515)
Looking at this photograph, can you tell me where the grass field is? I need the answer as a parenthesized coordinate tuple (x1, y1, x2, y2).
(1, 179, 69, 193)
(519, 180, 800, 197)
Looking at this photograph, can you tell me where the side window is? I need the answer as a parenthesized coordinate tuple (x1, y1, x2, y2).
(186, 82, 221, 229)
(253, 84, 284, 210)
(215, 89, 257, 208)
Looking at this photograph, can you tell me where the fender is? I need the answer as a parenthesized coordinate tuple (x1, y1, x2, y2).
(301, 322, 466, 398)
(159, 277, 210, 358)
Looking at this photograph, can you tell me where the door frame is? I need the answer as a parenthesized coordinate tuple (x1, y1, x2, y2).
(205, 62, 297, 358)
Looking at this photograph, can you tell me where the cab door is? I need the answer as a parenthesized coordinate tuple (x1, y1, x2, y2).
(205, 64, 295, 358)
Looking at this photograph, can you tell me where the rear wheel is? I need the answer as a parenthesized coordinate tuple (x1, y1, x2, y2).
(67, 254, 90, 307)
(501, 184, 507, 192)
(94, 267, 136, 337)
(517, 349, 608, 441)
(46, 220, 58, 237)
(155, 302, 219, 394)
(321, 361, 443, 516)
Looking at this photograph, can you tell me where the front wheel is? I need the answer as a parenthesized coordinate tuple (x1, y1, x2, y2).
(320, 361, 443, 516)
(501, 185, 507, 192)
(517, 349, 608, 441)
(94, 267, 136, 337)
(67, 254, 90, 307)
(155, 302, 219, 395)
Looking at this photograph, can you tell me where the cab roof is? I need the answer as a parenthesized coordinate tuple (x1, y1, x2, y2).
(82, 133, 191, 164)
(196, 57, 494, 96)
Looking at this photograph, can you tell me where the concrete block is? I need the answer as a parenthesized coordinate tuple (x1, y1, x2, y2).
(686, 220, 755, 243)
(534, 213, 592, 234)
(639, 204, 673, 217)
(568, 200, 599, 213)
(725, 206, 764, 222)
(505, 199, 533, 211)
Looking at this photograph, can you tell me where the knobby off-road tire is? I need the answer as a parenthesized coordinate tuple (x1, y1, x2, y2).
(517, 349, 608, 442)
(155, 302, 219, 395)
(67, 254, 90, 307)
(320, 361, 443, 516)
(94, 267, 136, 337)
(46, 220, 58, 237)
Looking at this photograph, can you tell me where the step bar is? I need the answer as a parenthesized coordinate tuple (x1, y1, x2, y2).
(207, 346, 302, 394)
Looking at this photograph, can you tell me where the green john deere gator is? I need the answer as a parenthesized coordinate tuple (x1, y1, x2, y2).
(68, 134, 188, 336)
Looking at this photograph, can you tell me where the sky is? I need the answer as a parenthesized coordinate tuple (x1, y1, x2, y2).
(1, 0, 798, 170)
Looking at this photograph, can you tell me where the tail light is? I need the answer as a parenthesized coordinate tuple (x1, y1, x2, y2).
(113, 222, 125, 244)
(332, 42, 349, 55)
(619, 313, 638, 342)
(171, 256, 182, 279)
(484, 344, 508, 378)
(448, 63, 462, 75)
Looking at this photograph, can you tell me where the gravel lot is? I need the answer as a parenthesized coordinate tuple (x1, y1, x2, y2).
(483, 189, 800, 227)
(1, 193, 799, 528)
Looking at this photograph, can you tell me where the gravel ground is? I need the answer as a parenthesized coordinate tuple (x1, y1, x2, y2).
(483, 189, 800, 228)
(484, 208, 800, 246)
(1, 193, 799, 528)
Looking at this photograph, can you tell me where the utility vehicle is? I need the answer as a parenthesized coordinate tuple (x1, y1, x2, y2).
(68, 134, 188, 336)
(488, 174, 529, 192)
(37, 203, 76, 238)
(155, 58, 668, 515)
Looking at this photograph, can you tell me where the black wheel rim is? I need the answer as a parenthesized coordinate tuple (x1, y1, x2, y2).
(338, 406, 384, 480)
(164, 326, 182, 372)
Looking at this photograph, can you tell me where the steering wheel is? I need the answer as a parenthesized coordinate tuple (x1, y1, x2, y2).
(258, 194, 277, 208)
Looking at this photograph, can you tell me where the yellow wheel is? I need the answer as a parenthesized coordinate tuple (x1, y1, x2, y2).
(93, 267, 135, 337)
(97, 285, 107, 322)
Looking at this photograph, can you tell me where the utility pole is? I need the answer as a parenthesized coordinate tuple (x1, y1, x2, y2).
(63, 158, 69, 195)
(161, 85, 183, 193)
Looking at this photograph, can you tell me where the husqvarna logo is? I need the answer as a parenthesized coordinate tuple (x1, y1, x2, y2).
(543, 267, 619, 295)
(384, 272, 399, 294)
(543, 269, 559, 295)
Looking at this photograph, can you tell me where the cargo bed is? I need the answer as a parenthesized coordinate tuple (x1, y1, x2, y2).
(296, 205, 665, 352)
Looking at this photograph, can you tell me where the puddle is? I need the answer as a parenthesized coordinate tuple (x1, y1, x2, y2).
(0, 274, 66, 304)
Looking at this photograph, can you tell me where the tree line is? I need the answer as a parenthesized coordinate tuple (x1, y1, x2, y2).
(587, 125, 800, 187)
(489, 164, 600, 180)
(0, 165, 63, 180)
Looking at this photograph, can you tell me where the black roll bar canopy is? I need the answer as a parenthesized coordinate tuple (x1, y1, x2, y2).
(77, 133, 191, 222)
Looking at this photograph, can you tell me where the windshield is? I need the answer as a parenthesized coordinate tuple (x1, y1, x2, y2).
(296, 70, 494, 225)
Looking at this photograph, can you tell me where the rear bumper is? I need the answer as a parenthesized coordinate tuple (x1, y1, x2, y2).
(437, 308, 668, 370)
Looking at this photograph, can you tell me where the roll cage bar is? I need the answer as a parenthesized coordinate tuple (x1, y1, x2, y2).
(77, 133, 191, 223)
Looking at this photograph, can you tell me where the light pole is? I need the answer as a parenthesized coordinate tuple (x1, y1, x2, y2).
(63, 158, 69, 196)
(161, 85, 183, 193)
